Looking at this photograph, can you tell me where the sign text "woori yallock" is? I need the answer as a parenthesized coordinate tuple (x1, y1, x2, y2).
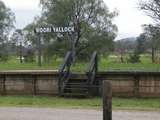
(35, 26, 75, 33)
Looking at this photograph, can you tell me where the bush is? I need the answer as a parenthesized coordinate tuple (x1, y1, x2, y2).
(127, 52, 141, 63)
(0, 52, 9, 61)
(24, 50, 35, 63)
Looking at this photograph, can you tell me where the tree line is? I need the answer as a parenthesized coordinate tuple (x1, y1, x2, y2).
(0, 0, 160, 65)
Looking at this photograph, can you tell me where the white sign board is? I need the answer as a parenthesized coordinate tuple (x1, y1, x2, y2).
(34, 26, 75, 33)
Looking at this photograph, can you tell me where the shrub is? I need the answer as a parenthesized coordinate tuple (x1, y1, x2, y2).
(127, 52, 141, 63)
(24, 50, 35, 63)
(0, 52, 9, 61)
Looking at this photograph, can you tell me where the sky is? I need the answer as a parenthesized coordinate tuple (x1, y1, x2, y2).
(1, 0, 153, 40)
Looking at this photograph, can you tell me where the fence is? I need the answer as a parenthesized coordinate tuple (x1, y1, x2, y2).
(0, 70, 160, 97)
(99, 71, 160, 97)
(0, 70, 59, 95)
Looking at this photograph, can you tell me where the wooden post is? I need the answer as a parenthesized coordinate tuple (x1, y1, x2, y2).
(2, 75, 6, 95)
(103, 80, 112, 120)
(33, 75, 37, 95)
(37, 33, 42, 67)
(19, 41, 23, 63)
(134, 75, 139, 97)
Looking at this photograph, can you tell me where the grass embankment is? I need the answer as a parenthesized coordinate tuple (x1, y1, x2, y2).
(0, 96, 160, 111)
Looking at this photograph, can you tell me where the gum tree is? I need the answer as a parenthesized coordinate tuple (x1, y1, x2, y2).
(0, 0, 15, 61)
(39, 0, 118, 59)
(139, 0, 160, 63)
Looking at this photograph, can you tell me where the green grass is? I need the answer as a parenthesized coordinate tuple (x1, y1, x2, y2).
(0, 55, 160, 72)
(113, 97, 160, 110)
(0, 57, 61, 70)
(98, 54, 160, 71)
(0, 96, 160, 110)
(0, 96, 101, 108)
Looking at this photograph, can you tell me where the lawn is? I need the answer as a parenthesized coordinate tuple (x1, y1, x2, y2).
(0, 57, 61, 70)
(99, 54, 160, 71)
(0, 96, 160, 110)
(0, 55, 160, 72)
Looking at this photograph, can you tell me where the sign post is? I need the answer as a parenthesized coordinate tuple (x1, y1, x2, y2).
(34, 26, 75, 66)
(37, 33, 42, 67)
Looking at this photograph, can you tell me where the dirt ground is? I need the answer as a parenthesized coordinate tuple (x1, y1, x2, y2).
(0, 107, 159, 120)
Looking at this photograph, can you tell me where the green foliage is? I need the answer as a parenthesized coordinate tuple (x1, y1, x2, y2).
(136, 33, 147, 54)
(0, 0, 15, 41)
(139, 0, 160, 63)
(127, 53, 141, 63)
(24, 50, 35, 63)
(115, 37, 137, 63)
(38, 0, 118, 59)
(0, 44, 9, 62)
(143, 25, 160, 50)
(141, 25, 160, 63)
(0, 1, 15, 61)
(23, 20, 42, 46)
(0, 52, 8, 62)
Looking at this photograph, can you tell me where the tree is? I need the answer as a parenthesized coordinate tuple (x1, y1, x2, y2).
(0, 1, 15, 61)
(139, 0, 160, 63)
(24, 21, 55, 65)
(115, 40, 125, 63)
(142, 24, 160, 63)
(136, 33, 147, 54)
(11, 29, 26, 63)
(115, 37, 137, 63)
(0, 1, 15, 41)
(127, 51, 141, 63)
(39, 0, 118, 60)
(139, 0, 160, 24)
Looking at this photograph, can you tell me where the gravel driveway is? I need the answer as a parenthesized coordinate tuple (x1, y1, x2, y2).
(0, 108, 159, 120)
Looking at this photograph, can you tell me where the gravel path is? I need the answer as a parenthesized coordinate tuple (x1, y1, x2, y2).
(0, 108, 159, 120)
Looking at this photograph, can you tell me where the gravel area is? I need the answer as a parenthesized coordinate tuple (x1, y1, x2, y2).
(0, 108, 159, 120)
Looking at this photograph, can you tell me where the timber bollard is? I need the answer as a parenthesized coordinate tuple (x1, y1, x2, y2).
(103, 80, 112, 120)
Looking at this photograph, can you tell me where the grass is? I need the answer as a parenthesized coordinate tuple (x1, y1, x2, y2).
(0, 55, 160, 72)
(0, 96, 160, 111)
(0, 57, 61, 70)
(99, 54, 160, 71)
(113, 97, 160, 111)
(0, 96, 101, 108)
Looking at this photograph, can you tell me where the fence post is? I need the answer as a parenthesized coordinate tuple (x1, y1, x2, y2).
(33, 75, 37, 95)
(103, 80, 112, 120)
(134, 75, 139, 97)
(1, 75, 6, 95)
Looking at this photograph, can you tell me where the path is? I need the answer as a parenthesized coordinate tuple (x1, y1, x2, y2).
(0, 108, 159, 120)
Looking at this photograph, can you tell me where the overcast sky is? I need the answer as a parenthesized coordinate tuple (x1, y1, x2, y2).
(2, 0, 153, 40)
